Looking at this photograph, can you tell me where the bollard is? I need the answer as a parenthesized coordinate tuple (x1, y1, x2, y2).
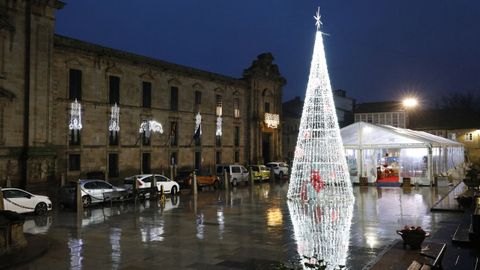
(76, 180, 83, 213)
(249, 167, 254, 185)
(150, 175, 157, 200)
(192, 170, 198, 195)
(159, 184, 166, 205)
(0, 186, 4, 210)
(134, 176, 140, 200)
(270, 167, 274, 182)
(224, 169, 229, 192)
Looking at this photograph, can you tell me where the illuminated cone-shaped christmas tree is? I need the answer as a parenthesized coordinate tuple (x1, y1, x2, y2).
(287, 8, 353, 201)
(288, 198, 354, 269)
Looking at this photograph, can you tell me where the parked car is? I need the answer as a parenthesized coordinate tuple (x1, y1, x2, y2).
(266, 162, 289, 178)
(193, 169, 221, 189)
(124, 174, 180, 195)
(1, 188, 52, 215)
(215, 164, 250, 186)
(59, 179, 128, 208)
(249, 165, 271, 181)
(175, 170, 194, 188)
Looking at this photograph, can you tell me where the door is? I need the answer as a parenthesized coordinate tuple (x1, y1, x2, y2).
(241, 166, 249, 182)
(155, 175, 172, 193)
(231, 166, 241, 182)
(96, 181, 114, 200)
(83, 181, 103, 203)
(262, 133, 272, 163)
(2, 189, 34, 213)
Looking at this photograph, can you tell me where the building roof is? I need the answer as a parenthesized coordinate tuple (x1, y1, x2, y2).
(355, 101, 403, 113)
(53, 34, 249, 88)
(341, 122, 463, 149)
(282, 96, 303, 118)
(409, 109, 480, 130)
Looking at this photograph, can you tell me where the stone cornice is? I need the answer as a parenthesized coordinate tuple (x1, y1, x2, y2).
(53, 34, 249, 89)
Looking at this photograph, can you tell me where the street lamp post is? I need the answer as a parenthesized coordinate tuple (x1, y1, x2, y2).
(402, 97, 418, 128)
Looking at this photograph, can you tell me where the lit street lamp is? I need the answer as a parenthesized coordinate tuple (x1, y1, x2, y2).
(402, 97, 418, 129)
(402, 97, 418, 109)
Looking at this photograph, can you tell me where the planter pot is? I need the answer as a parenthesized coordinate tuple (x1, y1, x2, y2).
(396, 230, 430, 250)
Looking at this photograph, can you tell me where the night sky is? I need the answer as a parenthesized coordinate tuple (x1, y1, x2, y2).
(55, 0, 480, 104)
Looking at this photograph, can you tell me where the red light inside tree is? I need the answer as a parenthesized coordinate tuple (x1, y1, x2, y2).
(310, 170, 325, 192)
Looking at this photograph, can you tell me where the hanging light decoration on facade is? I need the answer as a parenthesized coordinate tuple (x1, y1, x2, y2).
(139, 120, 163, 138)
(216, 116, 222, 136)
(264, 113, 280, 129)
(109, 103, 120, 138)
(194, 112, 202, 138)
(69, 99, 82, 142)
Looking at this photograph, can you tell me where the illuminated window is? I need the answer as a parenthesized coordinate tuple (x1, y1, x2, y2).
(216, 95, 222, 116)
(234, 98, 240, 118)
(465, 133, 474, 141)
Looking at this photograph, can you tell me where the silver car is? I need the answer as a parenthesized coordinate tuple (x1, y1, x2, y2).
(59, 179, 128, 208)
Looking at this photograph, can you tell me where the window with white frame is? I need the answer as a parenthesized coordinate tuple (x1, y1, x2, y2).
(465, 133, 474, 141)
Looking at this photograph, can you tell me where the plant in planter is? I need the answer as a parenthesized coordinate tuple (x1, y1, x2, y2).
(396, 226, 430, 250)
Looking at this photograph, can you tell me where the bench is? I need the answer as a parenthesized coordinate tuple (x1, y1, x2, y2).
(407, 243, 446, 270)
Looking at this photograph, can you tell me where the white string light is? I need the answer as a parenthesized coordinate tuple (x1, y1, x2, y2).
(68, 99, 82, 131)
(264, 113, 280, 129)
(139, 120, 164, 138)
(216, 116, 222, 136)
(288, 195, 354, 269)
(109, 103, 120, 132)
(287, 8, 353, 201)
(194, 112, 202, 137)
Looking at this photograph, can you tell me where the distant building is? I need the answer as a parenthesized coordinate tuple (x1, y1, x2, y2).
(282, 90, 355, 162)
(354, 101, 408, 128)
(410, 109, 480, 166)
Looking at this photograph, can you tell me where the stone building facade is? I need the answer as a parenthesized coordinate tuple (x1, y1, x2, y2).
(0, 0, 285, 187)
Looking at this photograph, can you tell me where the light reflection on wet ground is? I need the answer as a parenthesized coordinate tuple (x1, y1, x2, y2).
(19, 182, 459, 269)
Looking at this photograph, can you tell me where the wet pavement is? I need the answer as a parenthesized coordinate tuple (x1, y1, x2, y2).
(10, 182, 478, 269)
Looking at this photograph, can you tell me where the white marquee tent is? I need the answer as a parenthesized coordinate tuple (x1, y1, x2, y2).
(341, 122, 464, 185)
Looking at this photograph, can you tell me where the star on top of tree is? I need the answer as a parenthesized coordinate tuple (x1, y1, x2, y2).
(314, 7, 322, 31)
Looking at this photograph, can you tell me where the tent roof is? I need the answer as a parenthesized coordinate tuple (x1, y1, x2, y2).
(341, 122, 463, 149)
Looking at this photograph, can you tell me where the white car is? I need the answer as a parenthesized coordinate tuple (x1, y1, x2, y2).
(124, 174, 180, 195)
(266, 162, 289, 178)
(2, 188, 52, 215)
